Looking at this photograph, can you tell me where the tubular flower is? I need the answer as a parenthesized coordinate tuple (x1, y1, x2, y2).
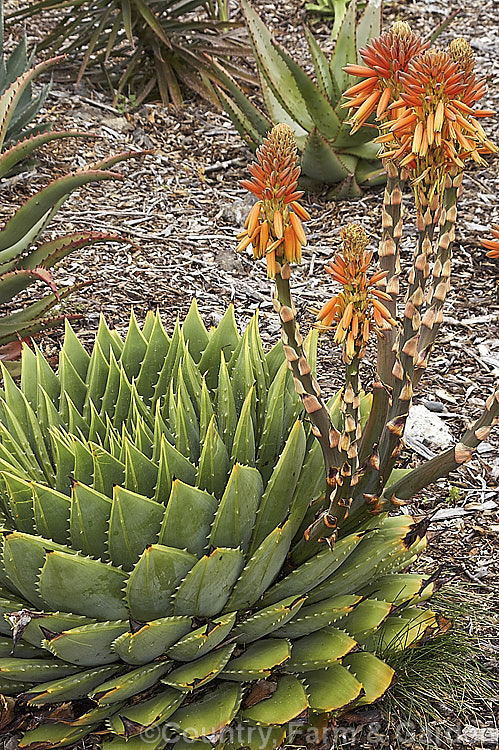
(236, 123, 310, 278)
(378, 46, 496, 204)
(482, 225, 499, 259)
(316, 224, 396, 363)
(342, 22, 428, 133)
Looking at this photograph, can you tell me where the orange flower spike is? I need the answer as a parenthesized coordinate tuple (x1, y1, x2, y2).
(343, 21, 428, 132)
(388, 43, 497, 204)
(238, 123, 309, 277)
(482, 225, 499, 259)
(315, 224, 396, 362)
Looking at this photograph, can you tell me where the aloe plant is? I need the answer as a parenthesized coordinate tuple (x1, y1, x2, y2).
(0, 49, 141, 360)
(7, 0, 251, 108)
(0, 302, 439, 746)
(305, 0, 350, 39)
(216, 0, 385, 198)
(0, 0, 54, 162)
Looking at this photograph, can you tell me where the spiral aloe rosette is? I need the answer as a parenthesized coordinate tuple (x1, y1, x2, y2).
(216, 0, 385, 198)
(0, 303, 438, 747)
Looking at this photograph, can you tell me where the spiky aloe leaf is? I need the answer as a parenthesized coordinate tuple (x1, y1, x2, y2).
(113, 616, 193, 666)
(0, 131, 93, 179)
(0, 56, 62, 151)
(242, 674, 309, 725)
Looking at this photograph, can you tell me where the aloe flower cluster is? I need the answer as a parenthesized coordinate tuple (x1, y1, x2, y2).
(237, 124, 310, 277)
(343, 22, 428, 133)
(317, 225, 395, 363)
(344, 27, 496, 206)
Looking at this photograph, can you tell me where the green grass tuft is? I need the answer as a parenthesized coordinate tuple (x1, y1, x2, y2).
(378, 583, 498, 747)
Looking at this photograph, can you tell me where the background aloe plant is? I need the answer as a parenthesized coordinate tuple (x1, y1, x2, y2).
(0, 302, 439, 747)
(304, 0, 351, 39)
(0, 0, 55, 169)
(0, 45, 141, 360)
(7, 0, 252, 108)
(216, 0, 385, 198)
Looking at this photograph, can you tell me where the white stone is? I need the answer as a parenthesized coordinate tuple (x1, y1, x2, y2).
(405, 404, 453, 451)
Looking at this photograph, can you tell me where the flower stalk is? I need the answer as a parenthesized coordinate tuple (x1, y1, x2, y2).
(238, 26, 497, 557)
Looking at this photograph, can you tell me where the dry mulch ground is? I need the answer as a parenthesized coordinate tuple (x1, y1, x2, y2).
(1, 0, 498, 745)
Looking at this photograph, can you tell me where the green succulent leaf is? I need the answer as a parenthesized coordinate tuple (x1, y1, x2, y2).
(43, 621, 129, 666)
(90, 662, 171, 704)
(302, 662, 362, 711)
(37, 549, 129, 621)
(108, 687, 184, 736)
(159, 480, 217, 557)
(220, 638, 291, 681)
(25, 665, 120, 705)
(174, 548, 245, 618)
(107, 486, 164, 571)
(232, 595, 306, 644)
(251, 420, 306, 551)
(126, 544, 197, 622)
(210, 464, 263, 553)
(342, 651, 395, 705)
(163, 643, 235, 692)
(167, 612, 236, 661)
(113, 616, 193, 666)
(242, 674, 309, 725)
(287, 627, 356, 671)
(169, 682, 243, 738)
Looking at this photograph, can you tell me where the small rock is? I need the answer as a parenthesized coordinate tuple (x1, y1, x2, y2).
(457, 726, 498, 746)
(406, 404, 453, 450)
(222, 194, 255, 226)
(214, 249, 244, 274)
(100, 116, 133, 133)
(422, 399, 447, 413)
(4, 737, 20, 750)
(72, 104, 102, 121)
(132, 128, 154, 148)
(473, 566, 490, 579)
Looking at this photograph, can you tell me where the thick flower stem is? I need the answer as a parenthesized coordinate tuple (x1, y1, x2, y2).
(414, 170, 462, 386)
(275, 267, 366, 563)
(377, 161, 403, 388)
(353, 203, 440, 508)
(381, 388, 499, 502)
(356, 162, 403, 480)
(274, 266, 338, 473)
(274, 267, 348, 565)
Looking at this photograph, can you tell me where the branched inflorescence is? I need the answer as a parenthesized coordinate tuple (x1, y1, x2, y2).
(238, 29, 498, 553)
